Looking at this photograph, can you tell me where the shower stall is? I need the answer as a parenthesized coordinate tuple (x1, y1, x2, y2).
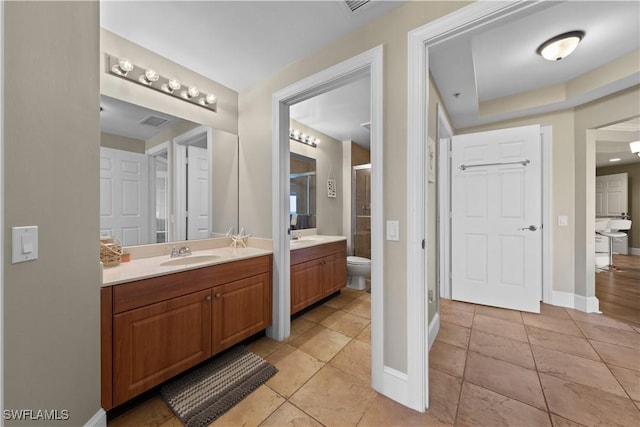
(352, 164, 371, 258)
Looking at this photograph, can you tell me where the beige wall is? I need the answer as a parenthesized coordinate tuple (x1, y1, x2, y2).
(461, 109, 577, 294)
(290, 119, 344, 236)
(101, 132, 145, 153)
(4, 2, 101, 425)
(238, 1, 468, 372)
(596, 163, 640, 248)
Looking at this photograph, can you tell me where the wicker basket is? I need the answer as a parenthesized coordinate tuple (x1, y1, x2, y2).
(100, 237, 123, 267)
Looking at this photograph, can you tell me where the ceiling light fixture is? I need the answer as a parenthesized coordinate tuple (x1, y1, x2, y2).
(106, 54, 217, 112)
(609, 158, 621, 162)
(630, 140, 640, 157)
(289, 128, 319, 148)
(536, 31, 585, 61)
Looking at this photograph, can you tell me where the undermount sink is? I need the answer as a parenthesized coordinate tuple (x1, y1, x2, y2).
(160, 254, 221, 267)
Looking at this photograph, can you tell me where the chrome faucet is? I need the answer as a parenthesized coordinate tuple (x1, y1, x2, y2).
(291, 231, 302, 241)
(170, 245, 191, 258)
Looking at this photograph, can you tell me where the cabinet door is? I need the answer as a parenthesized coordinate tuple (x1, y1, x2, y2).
(113, 289, 211, 406)
(291, 258, 324, 314)
(212, 273, 272, 353)
(322, 252, 347, 296)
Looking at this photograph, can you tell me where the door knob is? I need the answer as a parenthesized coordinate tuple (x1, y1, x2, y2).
(520, 225, 537, 231)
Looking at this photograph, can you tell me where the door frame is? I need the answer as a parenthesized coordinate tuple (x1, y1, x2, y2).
(271, 46, 390, 402)
(147, 141, 171, 243)
(407, 0, 550, 410)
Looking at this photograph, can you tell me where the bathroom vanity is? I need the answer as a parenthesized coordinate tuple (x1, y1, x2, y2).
(290, 238, 347, 314)
(100, 248, 272, 409)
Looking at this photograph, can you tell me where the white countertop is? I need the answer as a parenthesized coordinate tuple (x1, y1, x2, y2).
(289, 234, 346, 250)
(102, 246, 272, 287)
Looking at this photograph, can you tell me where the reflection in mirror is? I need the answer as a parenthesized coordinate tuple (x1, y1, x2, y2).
(99, 95, 238, 246)
(290, 153, 316, 230)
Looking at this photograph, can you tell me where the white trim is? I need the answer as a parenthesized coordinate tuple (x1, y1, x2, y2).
(551, 291, 577, 309)
(428, 312, 440, 351)
(437, 107, 452, 301)
(380, 366, 411, 407)
(0, 0, 4, 418)
(551, 291, 600, 313)
(631, 248, 640, 256)
(408, 1, 548, 411)
(270, 46, 386, 396)
(541, 127, 553, 304)
(84, 409, 107, 427)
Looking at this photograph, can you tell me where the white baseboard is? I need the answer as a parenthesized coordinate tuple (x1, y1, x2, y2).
(428, 312, 440, 351)
(630, 247, 640, 256)
(552, 291, 600, 313)
(84, 408, 106, 427)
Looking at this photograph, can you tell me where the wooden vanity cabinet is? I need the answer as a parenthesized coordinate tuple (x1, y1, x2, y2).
(290, 241, 346, 314)
(102, 254, 272, 409)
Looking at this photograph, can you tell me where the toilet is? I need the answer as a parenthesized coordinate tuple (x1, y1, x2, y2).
(346, 256, 371, 290)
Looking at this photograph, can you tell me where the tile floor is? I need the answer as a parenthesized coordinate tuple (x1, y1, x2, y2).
(109, 291, 640, 427)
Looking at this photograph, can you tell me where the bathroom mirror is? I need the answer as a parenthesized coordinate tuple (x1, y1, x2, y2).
(289, 153, 316, 230)
(100, 95, 239, 246)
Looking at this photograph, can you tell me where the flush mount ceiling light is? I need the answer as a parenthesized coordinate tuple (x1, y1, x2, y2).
(609, 158, 621, 162)
(106, 54, 217, 112)
(536, 31, 585, 61)
(630, 140, 640, 157)
(289, 128, 319, 148)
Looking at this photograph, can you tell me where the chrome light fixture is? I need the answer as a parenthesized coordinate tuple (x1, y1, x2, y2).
(289, 128, 319, 147)
(536, 31, 585, 61)
(106, 54, 217, 112)
(630, 140, 640, 157)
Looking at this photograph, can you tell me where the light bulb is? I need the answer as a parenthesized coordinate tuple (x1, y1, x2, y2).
(112, 58, 134, 76)
(187, 86, 200, 98)
(168, 79, 181, 91)
(205, 94, 217, 105)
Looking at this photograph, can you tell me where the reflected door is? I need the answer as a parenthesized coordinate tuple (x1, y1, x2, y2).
(451, 125, 541, 313)
(187, 146, 210, 239)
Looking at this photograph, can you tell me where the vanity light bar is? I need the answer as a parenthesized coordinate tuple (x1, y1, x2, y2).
(106, 54, 217, 112)
(289, 128, 319, 148)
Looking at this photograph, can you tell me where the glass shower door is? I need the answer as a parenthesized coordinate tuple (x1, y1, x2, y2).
(352, 164, 371, 258)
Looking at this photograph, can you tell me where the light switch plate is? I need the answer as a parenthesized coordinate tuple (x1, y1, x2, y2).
(386, 220, 400, 241)
(558, 216, 568, 226)
(12, 226, 38, 264)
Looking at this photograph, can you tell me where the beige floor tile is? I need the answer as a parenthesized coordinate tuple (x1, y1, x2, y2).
(290, 325, 351, 362)
(430, 341, 467, 378)
(539, 373, 639, 427)
(343, 298, 371, 319)
(590, 340, 640, 371)
(259, 402, 323, 427)
(355, 324, 371, 344)
(549, 414, 588, 427)
(440, 306, 474, 328)
(109, 395, 173, 427)
(473, 313, 528, 342)
(456, 382, 551, 427)
(539, 303, 572, 320)
(440, 298, 476, 313)
(469, 329, 535, 369)
(632, 325, 640, 334)
(359, 394, 452, 427)
(531, 345, 627, 397)
(210, 385, 285, 427)
(437, 321, 471, 349)
(464, 351, 546, 410)
(474, 304, 523, 324)
(249, 336, 283, 358)
(330, 339, 371, 384)
(609, 365, 640, 402)
(575, 321, 640, 349)
(428, 368, 462, 424)
(566, 309, 636, 332)
(358, 292, 371, 302)
(287, 317, 318, 342)
(526, 325, 601, 361)
(340, 287, 366, 298)
(320, 310, 370, 337)
(522, 313, 583, 337)
(290, 365, 376, 427)
(265, 344, 325, 398)
(301, 305, 337, 323)
(324, 292, 358, 310)
(158, 417, 183, 427)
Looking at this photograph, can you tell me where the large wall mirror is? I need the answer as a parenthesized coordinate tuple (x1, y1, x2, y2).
(289, 152, 316, 230)
(100, 95, 239, 246)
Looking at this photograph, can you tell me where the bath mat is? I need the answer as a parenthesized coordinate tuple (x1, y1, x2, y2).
(160, 346, 278, 427)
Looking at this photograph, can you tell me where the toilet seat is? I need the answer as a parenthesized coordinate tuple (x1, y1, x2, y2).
(347, 256, 370, 265)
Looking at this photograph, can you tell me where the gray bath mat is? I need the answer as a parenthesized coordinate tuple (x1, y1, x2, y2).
(160, 346, 278, 427)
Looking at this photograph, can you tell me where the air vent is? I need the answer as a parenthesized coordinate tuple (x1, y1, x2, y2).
(139, 115, 168, 128)
(345, 0, 370, 12)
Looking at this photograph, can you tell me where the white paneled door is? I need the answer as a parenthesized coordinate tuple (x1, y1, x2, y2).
(451, 125, 541, 313)
(187, 145, 210, 240)
(100, 147, 149, 246)
(595, 173, 628, 217)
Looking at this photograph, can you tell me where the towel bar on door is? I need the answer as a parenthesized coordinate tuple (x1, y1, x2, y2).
(459, 159, 530, 171)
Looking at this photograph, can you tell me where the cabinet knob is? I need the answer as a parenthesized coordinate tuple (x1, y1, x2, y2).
(215, 293, 222, 299)
(204, 295, 212, 301)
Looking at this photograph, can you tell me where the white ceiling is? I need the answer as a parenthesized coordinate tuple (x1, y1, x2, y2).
(595, 117, 640, 168)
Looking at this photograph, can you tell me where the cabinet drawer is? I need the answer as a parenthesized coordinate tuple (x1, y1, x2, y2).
(291, 240, 346, 265)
